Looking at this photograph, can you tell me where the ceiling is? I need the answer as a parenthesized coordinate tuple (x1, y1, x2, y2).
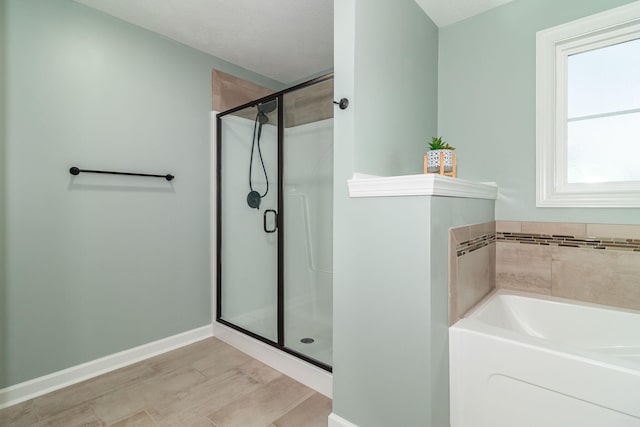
(75, 0, 513, 85)
(75, 0, 334, 85)
(415, 0, 514, 27)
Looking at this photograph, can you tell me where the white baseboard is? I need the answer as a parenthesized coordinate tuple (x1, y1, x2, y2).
(0, 325, 213, 409)
(329, 412, 359, 427)
(212, 321, 332, 398)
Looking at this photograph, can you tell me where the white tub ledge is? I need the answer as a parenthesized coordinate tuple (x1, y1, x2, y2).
(347, 173, 498, 199)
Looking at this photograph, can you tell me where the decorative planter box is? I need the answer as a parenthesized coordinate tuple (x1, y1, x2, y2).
(424, 150, 457, 177)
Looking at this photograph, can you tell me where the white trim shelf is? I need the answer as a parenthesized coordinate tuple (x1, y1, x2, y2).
(347, 173, 498, 199)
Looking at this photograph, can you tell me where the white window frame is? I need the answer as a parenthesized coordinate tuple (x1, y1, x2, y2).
(536, 1, 640, 207)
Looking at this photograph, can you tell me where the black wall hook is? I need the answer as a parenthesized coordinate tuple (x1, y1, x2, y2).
(333, 98, 349, 110)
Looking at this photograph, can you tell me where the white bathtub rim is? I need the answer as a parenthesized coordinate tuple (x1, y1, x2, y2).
(462, 288, 640, 320)
(454, 319, 640, 375)
(453, 290, 640, 373)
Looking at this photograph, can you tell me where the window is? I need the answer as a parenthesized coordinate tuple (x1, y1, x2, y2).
(536, 2, 640, 207)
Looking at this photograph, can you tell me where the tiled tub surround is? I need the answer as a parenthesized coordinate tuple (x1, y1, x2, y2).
(456, 232, 496, 257)
(497, 232, 640, 251)
(449, 221, 640, 325)
(496, 222, 640, 311)
(449, 222, 496, 325)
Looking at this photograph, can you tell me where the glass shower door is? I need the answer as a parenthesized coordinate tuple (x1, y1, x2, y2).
(282, 80, 333, 366)
(216, 74, 333, 371)
(218, 101, 279, 342)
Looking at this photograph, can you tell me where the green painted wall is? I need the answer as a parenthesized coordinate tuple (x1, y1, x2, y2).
(0, 0, 7, 389)
(353, 0, 438, 176)
(429, 197, 494, 427)
(333, 0, 442, 425)
(438, 0, 640, 224)
(332, 194, 494, 427)
(334, 196, 433, 426)
(2, 0, 281, 388)
(334, 0, 640, 425)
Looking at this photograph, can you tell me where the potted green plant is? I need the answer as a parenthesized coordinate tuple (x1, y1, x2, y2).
(425, 136, 456, 174)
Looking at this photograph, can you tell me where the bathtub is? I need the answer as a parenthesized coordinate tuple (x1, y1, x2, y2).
(449, 290, 640, 427)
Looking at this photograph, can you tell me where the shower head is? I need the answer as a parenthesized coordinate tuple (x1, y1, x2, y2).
(247, 100, 276, 210)
(257, 99, 277, 115)
(256, 99, 277, 126)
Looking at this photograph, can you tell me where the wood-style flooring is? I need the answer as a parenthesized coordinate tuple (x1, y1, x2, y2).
(0, 338, 331, 427)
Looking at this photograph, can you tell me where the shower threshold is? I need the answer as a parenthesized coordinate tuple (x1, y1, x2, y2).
(212, 320, 332, 398)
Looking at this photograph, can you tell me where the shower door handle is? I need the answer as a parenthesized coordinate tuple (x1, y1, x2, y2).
(263, 209, 278, 233)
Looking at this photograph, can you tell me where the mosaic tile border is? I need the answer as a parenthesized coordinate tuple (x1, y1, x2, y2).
(497, 232, 640, 252)
(456, 233, 496, 257)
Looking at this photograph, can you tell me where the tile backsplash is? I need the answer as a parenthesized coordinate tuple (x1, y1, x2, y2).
(449, 221, 640, 325)
(496, 221, 640, 311)
(449, 221, 495, 325)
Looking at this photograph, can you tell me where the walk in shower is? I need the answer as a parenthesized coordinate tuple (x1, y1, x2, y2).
(216, 75, 333, 370)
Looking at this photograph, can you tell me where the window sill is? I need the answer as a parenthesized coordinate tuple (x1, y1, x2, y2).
(537, 187, 640, 208)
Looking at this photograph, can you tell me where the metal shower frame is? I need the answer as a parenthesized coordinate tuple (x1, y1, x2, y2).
(215, 73, 334, 372)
